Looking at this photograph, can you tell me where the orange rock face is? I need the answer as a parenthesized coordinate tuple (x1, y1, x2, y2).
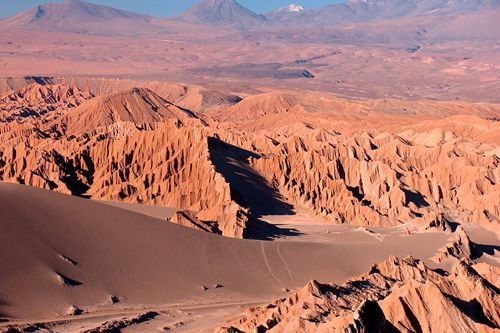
(0, 83, 93, 123)
(168, 210, 220, 234)
(0, 83, 249, 237)
(63, 87, 197, 135)
(242, 122, 499, 228)
(217, 256, 499, 332)
(431, 225, 477, 263)
(0, 120, 248, 237)
(0, 80, 498, 238)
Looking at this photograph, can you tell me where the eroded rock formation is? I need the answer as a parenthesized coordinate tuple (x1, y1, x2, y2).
(0, 83, 93, 123)
(244, 124, 499, 228)
(0, 80, 498, 238)
(169, 210, 220, 234)
(217, 256, 500, 332)
(431, 226, 477, 263)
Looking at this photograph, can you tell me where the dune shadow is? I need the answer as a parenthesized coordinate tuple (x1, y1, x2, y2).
(473, 243, 500, 260)
(56, 272, 83, 287)
(208, 137, 298, 240)
(0, 297, 11, 322)
(208, 137, 294, 217)
(244, 218, 302, 240)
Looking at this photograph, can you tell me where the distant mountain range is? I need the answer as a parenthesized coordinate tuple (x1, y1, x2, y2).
(284, 0, 500, 25)
(0, 0, 160, 35)
(5, 0, 150, 25)
(1, 0, 499, 41)
(175, 0, 267, 28)
(174, 0, 500, 28)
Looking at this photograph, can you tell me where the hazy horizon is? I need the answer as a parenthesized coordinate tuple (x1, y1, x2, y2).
(0, 0, 344, 18)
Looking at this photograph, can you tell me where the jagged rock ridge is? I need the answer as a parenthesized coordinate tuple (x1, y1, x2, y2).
(0, 80, 498, 238)
(217, 256, 500, 332)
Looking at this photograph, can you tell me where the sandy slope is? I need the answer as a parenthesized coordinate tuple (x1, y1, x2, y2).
(0, 183, 451, 328)
(218, 256, 500, 332)
(101, 201, 177, 221)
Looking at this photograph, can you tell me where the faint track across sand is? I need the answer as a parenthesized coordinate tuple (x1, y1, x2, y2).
(260, 242, 281, 286)
(276, 243, 294, 283)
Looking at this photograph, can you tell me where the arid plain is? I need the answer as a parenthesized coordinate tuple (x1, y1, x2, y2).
(0, 0, 499, 332)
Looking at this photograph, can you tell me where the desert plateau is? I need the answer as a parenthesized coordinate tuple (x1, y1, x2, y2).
(0, 0, 499, 332)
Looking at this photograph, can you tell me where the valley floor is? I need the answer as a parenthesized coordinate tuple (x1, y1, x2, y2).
(1, 184, 497, 332)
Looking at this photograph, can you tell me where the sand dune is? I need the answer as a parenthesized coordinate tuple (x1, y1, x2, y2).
(0, 183, 451, 323)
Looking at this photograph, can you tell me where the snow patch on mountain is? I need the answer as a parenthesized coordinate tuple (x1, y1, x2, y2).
(280, 4, 306, 13)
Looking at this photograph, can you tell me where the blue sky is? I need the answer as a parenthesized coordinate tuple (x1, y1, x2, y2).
(0, 0, 343, 18)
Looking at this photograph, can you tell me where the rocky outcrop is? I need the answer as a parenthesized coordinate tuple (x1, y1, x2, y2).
(0, 84, 251, 238)
(63, 87, 197, 135)
(0, 120, 249, 238)
(431, 226, 477, 263)
(217, 93, 299, 121)
(243, 123, 500, 228)
(424, 212, 457, 232)
(473, 263, 500, 288)
(217, 257, 500, 332)
(0, 83, 93, 123)
(0, 80, 498, 238)
(168, 210, 220, 234)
